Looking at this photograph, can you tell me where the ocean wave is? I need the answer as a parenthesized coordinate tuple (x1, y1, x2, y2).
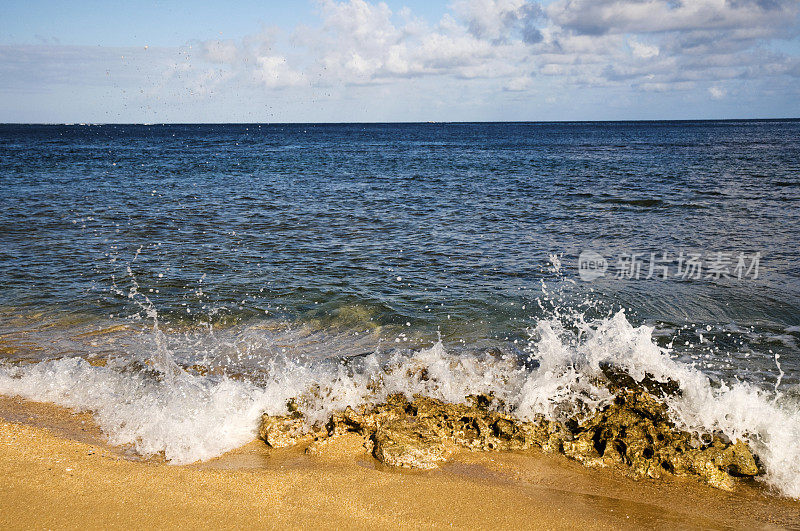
(0, 310, 798, 498)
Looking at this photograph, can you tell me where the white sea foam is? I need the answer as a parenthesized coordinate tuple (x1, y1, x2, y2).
(0, 358, 287, 463)
(0, 310, 798, 498)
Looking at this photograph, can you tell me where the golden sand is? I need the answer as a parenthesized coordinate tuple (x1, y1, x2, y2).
(1, 396, 798, 529)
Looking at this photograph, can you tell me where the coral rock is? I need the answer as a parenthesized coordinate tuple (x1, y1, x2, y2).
(258, 387, 761, 491)
(258, 415, 313, 449)
(372, 418, 452, 469)
(567, 390, 760, 490)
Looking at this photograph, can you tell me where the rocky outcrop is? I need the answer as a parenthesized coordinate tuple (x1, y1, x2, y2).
(371, 417, 453, 469)
(259, 387, 761, 491)
(258, 415, 315, 449)
(257, 399, 319, 449)
(560, 390, 759, 491)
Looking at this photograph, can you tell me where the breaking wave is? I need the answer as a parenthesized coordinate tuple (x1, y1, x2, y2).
(0, 310, 799, 499)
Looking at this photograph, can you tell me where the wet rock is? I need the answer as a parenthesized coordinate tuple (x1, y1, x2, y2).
(263, 393, 547, 465)
(326, 406, 369, 436)
(258, 398, 320, 448)
(724, 440, 760, 476)
(258, 415, 313, 448)
(565, 390, 760, 490)
(326, 395, 410, 436)
(372, 418, 452, 469)
(563, 431, 605, 467)
(600, 362, 681, 397)
(258, 388, 761, 491)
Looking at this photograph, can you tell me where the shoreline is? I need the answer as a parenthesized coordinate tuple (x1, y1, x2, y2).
(1, 396, 799, 528)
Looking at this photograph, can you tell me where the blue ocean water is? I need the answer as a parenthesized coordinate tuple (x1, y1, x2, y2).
(1, 121, 799, 491)
(1, 121, 798, 375)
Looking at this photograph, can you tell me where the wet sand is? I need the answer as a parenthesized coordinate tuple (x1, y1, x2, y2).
(1, 396, 799, 529)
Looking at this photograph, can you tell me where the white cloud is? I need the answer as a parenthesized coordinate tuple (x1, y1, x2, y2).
(174, 30, 307, 92)
(504, 75, 533, 91)
(203, 40, 239, 64)
(254, 55, 305, 88)
(10, 0, 796, 120)
(540, 63, 564, 75)
(709, 86, 726, 99)
(547, 0, 799, 36)
(629, 39, 659, 59)
(320, 0, 399, 45)
(158, 0, 799, 99)
(271, 1, 526, 85)
(451, 0, 543, 43)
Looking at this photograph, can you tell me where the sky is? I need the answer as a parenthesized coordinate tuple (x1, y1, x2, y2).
(1, 0, 799, 123)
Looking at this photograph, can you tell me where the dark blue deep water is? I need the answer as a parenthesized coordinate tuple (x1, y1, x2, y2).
(0, 121, 799, 383)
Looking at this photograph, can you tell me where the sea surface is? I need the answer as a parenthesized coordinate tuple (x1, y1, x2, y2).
(0, 121, 799, 495)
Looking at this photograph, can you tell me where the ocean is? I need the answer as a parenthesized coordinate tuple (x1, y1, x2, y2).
(0, 121, 798, 495)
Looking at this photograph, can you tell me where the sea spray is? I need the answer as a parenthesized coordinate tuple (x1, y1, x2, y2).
(0, 309, 798, 496)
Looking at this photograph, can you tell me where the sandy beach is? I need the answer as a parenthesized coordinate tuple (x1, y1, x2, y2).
(3, 0, 800, 527)
(1, 397, 798, 529)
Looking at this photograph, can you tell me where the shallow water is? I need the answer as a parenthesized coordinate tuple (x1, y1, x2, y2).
(0, 121, 798, 495)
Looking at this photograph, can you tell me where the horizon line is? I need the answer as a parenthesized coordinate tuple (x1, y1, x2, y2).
(2, 117, 800, 126)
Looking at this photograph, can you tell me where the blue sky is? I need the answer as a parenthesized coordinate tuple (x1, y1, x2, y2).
(1, 0, 799, 122)
(1, 1, 454, 46)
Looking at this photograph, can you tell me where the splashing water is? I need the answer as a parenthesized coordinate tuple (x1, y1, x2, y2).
(1, 122, 799, 499)
(1, 309, 798, 498)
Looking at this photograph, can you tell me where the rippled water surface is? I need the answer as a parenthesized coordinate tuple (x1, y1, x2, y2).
(1, 121, 798, 377)
(1, 121, 799, 493)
